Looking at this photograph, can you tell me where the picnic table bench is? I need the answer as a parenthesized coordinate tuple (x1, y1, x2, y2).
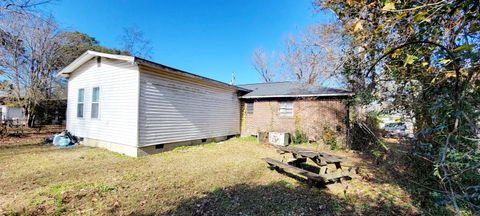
(263, 145, 356, 184)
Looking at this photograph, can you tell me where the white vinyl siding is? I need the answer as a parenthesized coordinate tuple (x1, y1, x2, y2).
(138, 69, 240, 146)
(91, 87, 100, 118)
(66, 58, 139, 147)
(279, 101, 293, 117)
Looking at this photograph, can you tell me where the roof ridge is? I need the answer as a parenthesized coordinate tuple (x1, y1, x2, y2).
(58, 50, 251, 92)
(239, 80, 353, 99)
(315, 86, 350, 91)
(237, 81, 295, 86)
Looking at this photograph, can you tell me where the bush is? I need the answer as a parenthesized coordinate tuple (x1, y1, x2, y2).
(33, 99, 67, 125)
(322, 126, 338, 150)
(291, 129, 308, 144)
(349, 111, 383, 151)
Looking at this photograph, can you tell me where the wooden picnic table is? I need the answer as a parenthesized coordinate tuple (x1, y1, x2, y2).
(263, 145, 356, 184)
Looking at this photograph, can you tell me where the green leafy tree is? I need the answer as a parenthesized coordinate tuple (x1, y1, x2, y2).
(55, 31, 129, 69)
(316, 0, 479, 213)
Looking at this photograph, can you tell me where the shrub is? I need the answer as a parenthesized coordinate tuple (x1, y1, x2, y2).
(349, 111, 384, 151)
(322, 126, 338, 150)
(291, 129, 308, 144)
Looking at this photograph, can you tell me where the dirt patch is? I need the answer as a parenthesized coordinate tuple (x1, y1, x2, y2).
(0, 125, 64, 146)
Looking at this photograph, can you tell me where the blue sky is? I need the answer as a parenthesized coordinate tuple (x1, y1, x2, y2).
(45, 0, 334, 84)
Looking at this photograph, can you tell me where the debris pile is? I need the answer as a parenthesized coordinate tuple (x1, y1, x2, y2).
(45, 130, 79, 148)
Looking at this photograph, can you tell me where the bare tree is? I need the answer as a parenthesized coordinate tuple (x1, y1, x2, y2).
(251, 48, 277, 82)
(0, 13, 63, 126)
(120, 25, 153, 59)
(282, 36, 320, 85)
(281, 23, 344, 85)
(0, 0, 49, 17)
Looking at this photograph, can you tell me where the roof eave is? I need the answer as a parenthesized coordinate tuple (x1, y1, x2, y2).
(240, 93, 354, 99)
(134, 57, 251, 92)
(56, 50, 135, 77)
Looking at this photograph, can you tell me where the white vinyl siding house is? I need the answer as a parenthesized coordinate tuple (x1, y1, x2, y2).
(138, 67, 240, 146)
(65, 57, 140, 153)
(60, 51, 245, 156)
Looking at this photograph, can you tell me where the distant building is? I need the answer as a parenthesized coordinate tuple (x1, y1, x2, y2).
(0, 106, 24, 121)
(238, 82, 352, 143)
(0, 97, 25, 121)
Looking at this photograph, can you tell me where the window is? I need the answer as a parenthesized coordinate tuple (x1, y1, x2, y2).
(77, 88, 84, 118)
(91, 87, 100, 118)
(246, 103, 254, 114)
(279, 101, 293, 117)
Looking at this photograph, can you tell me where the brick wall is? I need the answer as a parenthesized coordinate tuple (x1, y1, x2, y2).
(240, 98, 348, 144)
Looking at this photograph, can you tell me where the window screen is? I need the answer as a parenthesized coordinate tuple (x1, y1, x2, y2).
(77, 88, 84, 118)
(246, 103, 254, 114)
(279, 101, 293, 117)
(91, 87, 100, 118)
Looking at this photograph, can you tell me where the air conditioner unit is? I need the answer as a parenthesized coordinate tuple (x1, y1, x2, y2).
(268, 132, 290, 146)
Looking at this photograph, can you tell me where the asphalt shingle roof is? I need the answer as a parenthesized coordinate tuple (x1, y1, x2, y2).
(238, 81, 353, 99)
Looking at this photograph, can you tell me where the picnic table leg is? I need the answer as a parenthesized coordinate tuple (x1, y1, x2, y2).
(288, 158, 306, 167)
(334, 162, 342, 171)
(319, 166, 327, 175)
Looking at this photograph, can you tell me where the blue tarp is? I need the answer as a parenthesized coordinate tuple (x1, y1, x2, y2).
(52, 134, 76, 148)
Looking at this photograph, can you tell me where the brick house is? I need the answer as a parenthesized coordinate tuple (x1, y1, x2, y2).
(238, 82, 353, 144)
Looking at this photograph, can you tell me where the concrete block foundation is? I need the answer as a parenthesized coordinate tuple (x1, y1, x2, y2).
(81, 135, 233, 157)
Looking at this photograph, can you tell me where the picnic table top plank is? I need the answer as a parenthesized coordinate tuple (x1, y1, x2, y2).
(274, 145, 344, 163)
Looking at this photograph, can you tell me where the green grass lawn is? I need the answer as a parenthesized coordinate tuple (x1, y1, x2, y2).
(0, 136, 420, 215)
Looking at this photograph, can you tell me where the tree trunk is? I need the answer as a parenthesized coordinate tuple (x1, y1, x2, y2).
(25, 105, 36, 128)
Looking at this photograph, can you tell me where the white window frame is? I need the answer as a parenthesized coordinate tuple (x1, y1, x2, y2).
(91, 87, 100, 119)
(77, 88, 85, 118)
(246, 102, 254, 115)
(279, 101, 293, 117)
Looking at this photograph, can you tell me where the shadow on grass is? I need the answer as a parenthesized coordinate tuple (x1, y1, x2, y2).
(160, 181, 417, 215)
(265, 165, 352, 189)
(351, 138, 455, 215)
